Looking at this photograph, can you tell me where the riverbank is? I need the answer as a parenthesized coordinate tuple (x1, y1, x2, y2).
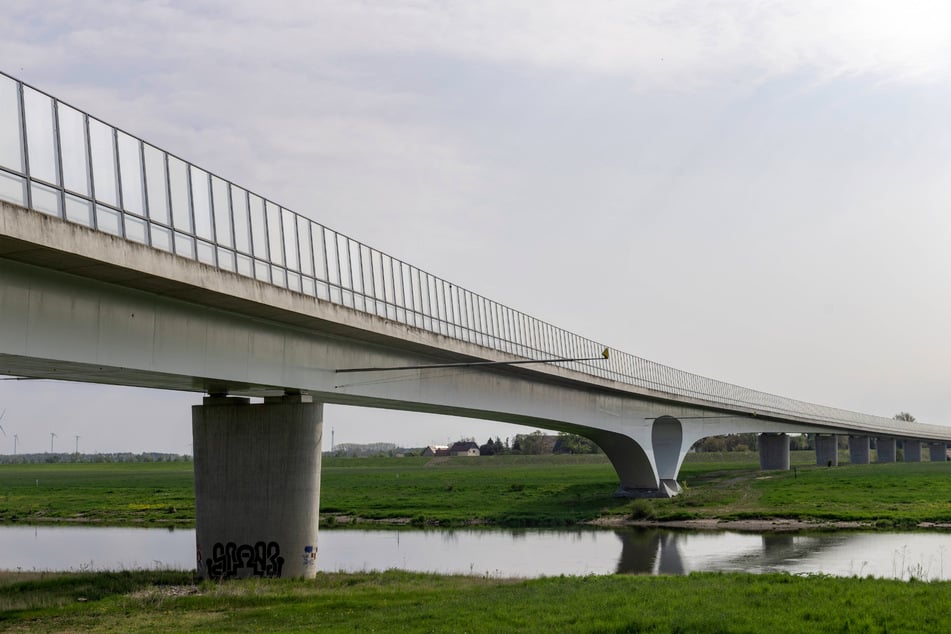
(1, 569, 949, 632)
(639, 518, 951, 532)
(592, 517, 872, 532)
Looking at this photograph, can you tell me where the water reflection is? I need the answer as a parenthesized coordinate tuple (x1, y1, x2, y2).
(613, 529, 951, 580)
(1, 526, 949, 580)
(616, 529, 685, 575)
(0, 525, 195, 572)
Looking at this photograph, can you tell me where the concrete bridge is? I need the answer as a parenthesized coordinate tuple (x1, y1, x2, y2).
(1, 70, 950, 578)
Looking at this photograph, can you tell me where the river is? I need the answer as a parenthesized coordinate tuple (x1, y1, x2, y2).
(1, 526, 949, 580)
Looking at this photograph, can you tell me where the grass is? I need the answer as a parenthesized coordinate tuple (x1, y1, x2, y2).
(4, 455, 951, 631)
(2, 452, 951, 528)
(0, 569, 950, 632)
(0, 463, 194, 526)
(655, 454, 951, 526)
(320, 453, 625, 526)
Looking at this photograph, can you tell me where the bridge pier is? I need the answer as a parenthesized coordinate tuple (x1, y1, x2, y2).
(815, 434, 838, 466)
(929, 442, 947, 462)
(848, 435, 870, 464)
(758, 433, 789, 470)
(876, 437, 896, 463)
(904, 440, 922, 462)
(192, 394, 323, 579)
(598, 419, 684, 498)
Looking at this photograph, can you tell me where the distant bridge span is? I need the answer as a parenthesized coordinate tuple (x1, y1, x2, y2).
(1, 71, 949, 578)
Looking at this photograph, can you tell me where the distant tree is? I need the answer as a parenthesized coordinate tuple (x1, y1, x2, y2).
(493, 437, 504, 455)
(894, 412, 916, 423)
(513, 431, 555, 455)
(479, 437, 497, 456)
(693, 436, 726, 452)
(788, 434, 812, 451)
(522, 431, 546, 454)
(553, 432, 600, 454)
(691, 433, 758, 453)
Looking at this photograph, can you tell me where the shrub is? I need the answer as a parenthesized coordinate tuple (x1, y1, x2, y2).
(628, 499, 657, 520)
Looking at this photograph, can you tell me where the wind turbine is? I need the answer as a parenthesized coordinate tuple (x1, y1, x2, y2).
(50, 432, 57, 453)
(75, 435, 80, 455)
(13, 434, 18, 455)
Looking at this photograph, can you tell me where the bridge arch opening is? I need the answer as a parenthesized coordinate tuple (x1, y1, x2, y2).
(651, 415, 685, 497)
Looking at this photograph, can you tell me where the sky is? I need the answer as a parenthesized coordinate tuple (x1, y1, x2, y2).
(1, 1, 951, 455)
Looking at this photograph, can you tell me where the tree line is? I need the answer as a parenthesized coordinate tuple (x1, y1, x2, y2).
(479, 431, 601, 455)
(0, 452, 192, 465)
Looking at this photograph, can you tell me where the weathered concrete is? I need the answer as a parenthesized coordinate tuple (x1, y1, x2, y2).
(904, 440, 922, 462)
(193, 394, 322, 579)
(876, 437, 896, 463)
(849, 436, 870, 464)
(758, 433, 789, 470)
(815, 434, 838, 466)
(929, 442, 947, 462)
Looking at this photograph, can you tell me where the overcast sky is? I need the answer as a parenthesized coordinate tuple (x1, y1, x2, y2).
(2, 1, 951, 455)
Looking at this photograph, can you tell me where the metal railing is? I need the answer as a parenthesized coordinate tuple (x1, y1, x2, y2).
(0, 71, 940, 434)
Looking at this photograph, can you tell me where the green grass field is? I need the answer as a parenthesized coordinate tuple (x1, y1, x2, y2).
(2, 452, 951, 527)
(321, 453, 626, 526)
(0, 569, 949, 632)
(0, 462, 194, 526)
(3, 454, 951, 631)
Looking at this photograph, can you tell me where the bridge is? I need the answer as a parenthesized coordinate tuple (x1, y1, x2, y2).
(1, 70, 950, 578)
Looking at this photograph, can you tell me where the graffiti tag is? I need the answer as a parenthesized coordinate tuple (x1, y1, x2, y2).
(205, 541, 285, 579)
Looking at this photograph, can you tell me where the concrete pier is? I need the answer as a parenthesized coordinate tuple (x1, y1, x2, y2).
(876, 437, 896, 463)
(929, 442, 947, 462)
(904, 440, 922, 462)
(758, 433, 789, 470)
(815, 434, 838, 466)
(193, 394, 323, 579)
(848, 435, 870, 465)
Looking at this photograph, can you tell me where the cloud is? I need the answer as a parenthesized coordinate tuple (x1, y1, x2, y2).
(246, 1, 951, 87)
(9, 1, 951, 92)
(2, 0, 951, 446)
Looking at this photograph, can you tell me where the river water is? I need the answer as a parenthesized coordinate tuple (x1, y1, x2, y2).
(1, 526, 949, 580)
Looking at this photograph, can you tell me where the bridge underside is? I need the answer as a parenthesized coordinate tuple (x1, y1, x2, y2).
(0, 255, 850, 496)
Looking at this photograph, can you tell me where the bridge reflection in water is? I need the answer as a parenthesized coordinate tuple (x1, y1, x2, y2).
(617, 529, 826, 575)
(617, 530, 819, 575)
(614, 529, 950, 579)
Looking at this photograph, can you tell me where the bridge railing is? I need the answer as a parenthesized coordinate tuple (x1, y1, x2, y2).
(0, 71, 930, 433)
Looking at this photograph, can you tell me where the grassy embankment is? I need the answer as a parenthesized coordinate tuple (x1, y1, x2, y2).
(2, 451, 951, 527)
(3, 454, 951, 631)
(2, 569, 951, 632)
